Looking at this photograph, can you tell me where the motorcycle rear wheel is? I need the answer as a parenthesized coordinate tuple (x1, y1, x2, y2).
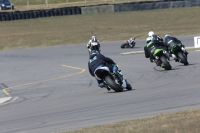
(105, 75, 123, 92)
(177, 52, 188, 65)
(160, 56, 172, 70)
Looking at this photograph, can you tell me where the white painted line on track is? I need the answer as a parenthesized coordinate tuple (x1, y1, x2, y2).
(120, 47, 197, 55)
(0, 97, 12, 104)
(120, 51, 144, 55)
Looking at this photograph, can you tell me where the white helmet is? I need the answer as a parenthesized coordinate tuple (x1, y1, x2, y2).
(148, 31, 154, 37)
(91, 36, 96, 40)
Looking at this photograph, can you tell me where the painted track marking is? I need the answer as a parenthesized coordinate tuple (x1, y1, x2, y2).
(6, 64, 85, 90)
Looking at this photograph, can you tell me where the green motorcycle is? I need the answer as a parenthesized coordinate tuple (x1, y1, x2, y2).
(168, 40, 188, 65)
(145, 35, 172, 70)
(152, 47, 172, 70)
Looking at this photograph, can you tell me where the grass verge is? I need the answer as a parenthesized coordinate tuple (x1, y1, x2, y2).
(0, 6, 200, 50)
(61, 109, 200, 133)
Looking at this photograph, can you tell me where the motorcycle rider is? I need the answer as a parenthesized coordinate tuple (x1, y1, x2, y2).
(164, 34, 188, 61)
(145, 31, 169, 62)
(87, 36, 101, 54)
(123, 36, 136, 48)
(148, 31, 163, 42)
(88, 50, 131, 90)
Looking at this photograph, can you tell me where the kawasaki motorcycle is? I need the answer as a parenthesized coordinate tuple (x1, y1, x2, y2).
(94, 65, 132, 92)
(151, 46, 172, 70)
(168, 40, 188, 65)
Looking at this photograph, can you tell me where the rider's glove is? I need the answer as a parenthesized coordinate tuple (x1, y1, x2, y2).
(98, 83, 104, 88)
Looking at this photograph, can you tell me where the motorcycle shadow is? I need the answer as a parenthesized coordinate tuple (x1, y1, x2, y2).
(107, 88, 135, 93)
(121, 46, 141, 49)
(176, 63, 198, 66)
(153, 66, 181, 71)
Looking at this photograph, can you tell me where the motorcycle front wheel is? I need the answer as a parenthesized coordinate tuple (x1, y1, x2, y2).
(177, 52, 188, 65)
(105, 75, 123, 92)
(121, 44, 126, 49)
(160, 56, 172, 70)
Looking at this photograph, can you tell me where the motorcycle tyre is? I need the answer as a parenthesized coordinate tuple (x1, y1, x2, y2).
(160, 56, 172, 70)
(121, 44, 126, 49)
(177, 52, 188, 65)
(105, 75, 123, 92)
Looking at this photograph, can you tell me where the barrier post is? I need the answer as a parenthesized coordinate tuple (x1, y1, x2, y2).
(194, 36, 200, 48)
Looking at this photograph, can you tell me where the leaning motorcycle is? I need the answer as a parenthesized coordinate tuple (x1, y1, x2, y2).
(94, 65, 132, 92)
(168, 41, 188, 65)
(121, 40, 136, 49)
(152, 47, 172, 70)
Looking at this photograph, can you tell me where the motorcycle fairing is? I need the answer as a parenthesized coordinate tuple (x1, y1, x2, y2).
(153, 49, 163, 57)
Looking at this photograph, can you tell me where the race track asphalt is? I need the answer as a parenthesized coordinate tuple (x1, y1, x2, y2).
(0, 34, 200, 133)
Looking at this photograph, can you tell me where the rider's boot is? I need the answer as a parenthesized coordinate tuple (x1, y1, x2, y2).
(150, 58, 154, 63)
(181, 47, 188, 55)
(114, 70, 127, 88)
(125, 79, 132, 90)
(171, 54, 178, 62)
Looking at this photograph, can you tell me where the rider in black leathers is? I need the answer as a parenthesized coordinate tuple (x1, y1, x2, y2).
(88, 50, 131, 90)
(164, 34, 188, 58)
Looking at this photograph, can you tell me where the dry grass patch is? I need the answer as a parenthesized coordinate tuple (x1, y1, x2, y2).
(61, 109, 200, 133)
(0, 7, 200, 50)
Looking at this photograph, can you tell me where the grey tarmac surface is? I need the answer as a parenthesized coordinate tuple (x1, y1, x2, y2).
(0, 34, 200, 133)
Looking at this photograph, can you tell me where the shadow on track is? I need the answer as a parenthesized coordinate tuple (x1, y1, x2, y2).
(107, 89, 135, 93)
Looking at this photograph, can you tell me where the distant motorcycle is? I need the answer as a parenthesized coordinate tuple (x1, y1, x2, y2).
(94, 65, 132, 92)
(167, 40, 189, 65)
(121, 37, 136, 48)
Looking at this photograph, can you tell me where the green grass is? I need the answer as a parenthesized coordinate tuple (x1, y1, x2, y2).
(0, 6, 200, 50)
(61, 109, 200, 133)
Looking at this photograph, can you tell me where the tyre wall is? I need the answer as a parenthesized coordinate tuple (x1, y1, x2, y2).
(0, 7, 82, 21)
(81, 4, 114, 14)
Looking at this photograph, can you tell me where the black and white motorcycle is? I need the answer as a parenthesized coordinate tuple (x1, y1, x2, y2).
(94, 65, 132, 92)
(121, 37, 136, 49)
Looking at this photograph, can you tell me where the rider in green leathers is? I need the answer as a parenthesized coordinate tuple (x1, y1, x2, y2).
(144, 32, 169, 62)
